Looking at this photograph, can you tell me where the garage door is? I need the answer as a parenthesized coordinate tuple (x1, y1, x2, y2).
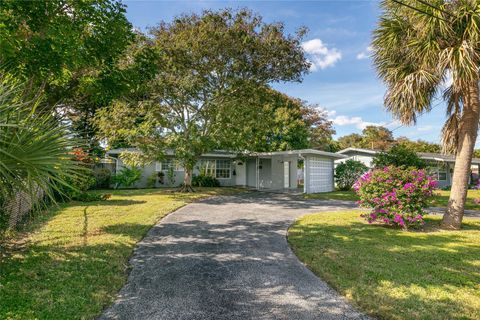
(307, 157, 333, 193)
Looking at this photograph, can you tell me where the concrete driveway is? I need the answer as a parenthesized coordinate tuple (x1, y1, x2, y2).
(100, 192, 369, 320)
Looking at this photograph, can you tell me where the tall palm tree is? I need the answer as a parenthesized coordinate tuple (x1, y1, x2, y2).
(372, 0, 480, 229)
(0, 77, 80, 229)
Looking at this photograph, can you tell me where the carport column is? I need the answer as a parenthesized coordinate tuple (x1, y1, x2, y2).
(303, 155, 309, 194)
(256, 156, 259, 190)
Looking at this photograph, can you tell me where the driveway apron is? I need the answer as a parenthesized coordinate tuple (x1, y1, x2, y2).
(100, 192, 369, 320)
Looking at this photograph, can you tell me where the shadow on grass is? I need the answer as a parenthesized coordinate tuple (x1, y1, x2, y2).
(288, 217, 480, 319)
(71, 200, 147, 207)
(101, 223, 151, 239)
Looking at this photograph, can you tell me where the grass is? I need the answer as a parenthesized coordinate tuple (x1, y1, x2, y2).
(288, 211, 480, 320)
(304, 190, 359, 201)
(305, 189, 480, 210)
(430, 189, 480, 210)
(0, 187, 241, 320)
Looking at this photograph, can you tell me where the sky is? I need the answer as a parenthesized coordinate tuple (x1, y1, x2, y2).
(124, 0, 449, 144)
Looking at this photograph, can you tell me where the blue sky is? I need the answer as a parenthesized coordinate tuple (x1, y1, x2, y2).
(124, 0, 448, 144)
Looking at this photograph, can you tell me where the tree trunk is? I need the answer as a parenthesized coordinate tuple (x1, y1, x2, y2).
(179, 167, 195, 192)
(443, 82, 480, 230)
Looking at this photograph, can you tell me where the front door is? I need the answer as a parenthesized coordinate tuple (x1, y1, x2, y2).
(284, 161, 290, 188)
(235, 161, 247, 186)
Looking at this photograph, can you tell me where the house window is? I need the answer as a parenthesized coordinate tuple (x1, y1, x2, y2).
(155, 159, 183, 172)
(199, 160, 216, 177)
(199, 159, 231, 179)
(427, 165, 447, 181)
(438, 170, 447, 181)
(216, 160, 231, 179)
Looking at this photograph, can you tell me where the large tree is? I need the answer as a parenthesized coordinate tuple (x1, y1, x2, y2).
(372, 0, 480, 229)
(95, 9, 309, 191)
(396, 137, 442, 153)
(361, 125, 394, 150)
(300, 105, 337, 151)
(338, 133, 364, 150)
(0, 0, 135, 152)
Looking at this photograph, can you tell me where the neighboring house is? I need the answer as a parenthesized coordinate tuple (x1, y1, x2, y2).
(335, 147, 480, 188)
(106, 149, 346, 194)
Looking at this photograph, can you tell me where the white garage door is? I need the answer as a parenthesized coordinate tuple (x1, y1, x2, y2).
(307, 157, 333, 193)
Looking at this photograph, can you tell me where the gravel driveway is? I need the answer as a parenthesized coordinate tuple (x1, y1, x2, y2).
(100, 192, 369, 320)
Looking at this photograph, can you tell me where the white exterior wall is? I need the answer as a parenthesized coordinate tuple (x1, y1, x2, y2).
(335, 155, 374, 168)
(258, 155, 298, 190)
(304, 156, 334, 194)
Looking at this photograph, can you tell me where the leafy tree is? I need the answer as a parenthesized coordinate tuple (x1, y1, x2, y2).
(338, 133, 363, 150)
(373, 0, 480, 229)
(396, 137, 441, 153)
(361, 126, 394, 150)
(95, 9, 309, 191)
(373, 145, 426, 169)
(335, 160, 368, 191)
(0, 0, 135, 151)
(474, 150, 480, 159)
(227, 88, 310, 152)
(300, 105, 336, 151)
(233, 90, 336, 152)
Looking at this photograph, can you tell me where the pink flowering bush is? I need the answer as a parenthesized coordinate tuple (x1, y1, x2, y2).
(353, 166, 438, 228)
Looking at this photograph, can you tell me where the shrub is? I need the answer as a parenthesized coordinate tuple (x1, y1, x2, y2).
(93, 168, 112, 189)
(112, 167, 142, 189)
(192, 175, 220, 187)
(354, 166, 437, 228)
(335, 159, 368, 191)
(373, 144, 426, 169)
(72, 192, 111, 202)
(146, 172, 157, 188)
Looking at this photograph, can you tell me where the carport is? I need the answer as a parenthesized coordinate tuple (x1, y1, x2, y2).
(243, 149, 346, 194)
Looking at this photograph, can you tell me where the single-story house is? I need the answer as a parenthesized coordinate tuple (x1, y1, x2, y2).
(105, 148, 346, 194)
(335, 147, 480, 188)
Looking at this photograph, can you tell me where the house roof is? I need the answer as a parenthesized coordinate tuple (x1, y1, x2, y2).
(418, 152, 480, 164)
(106, 148, 346, 159)
(106, 148, 237, 158)
(336, 148, 379, 155)
(255, 149, 347, 159)
(336, 148, 480, 165)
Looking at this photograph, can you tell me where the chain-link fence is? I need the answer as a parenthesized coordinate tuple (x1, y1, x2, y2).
(2, 187, 45, 230)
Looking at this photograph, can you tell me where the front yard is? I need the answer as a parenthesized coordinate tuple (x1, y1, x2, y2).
(306, 189, 480, 211)
(288, 211, 480, 320)
(0, 188, 240, 319)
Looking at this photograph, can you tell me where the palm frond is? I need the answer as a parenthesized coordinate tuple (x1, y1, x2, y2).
(0, 77, 82, 215)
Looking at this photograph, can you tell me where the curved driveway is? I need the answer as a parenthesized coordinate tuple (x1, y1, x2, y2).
(101, 192, 369, 320)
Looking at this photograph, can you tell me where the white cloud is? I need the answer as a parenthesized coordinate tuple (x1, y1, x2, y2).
(356, 45, 373, 60)
(301, 38, 342, 71)
(330, 115, 384, 130)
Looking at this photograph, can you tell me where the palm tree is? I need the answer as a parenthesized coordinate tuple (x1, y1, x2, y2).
(0, 77, 80, 229)
(372, 0, 480, 229)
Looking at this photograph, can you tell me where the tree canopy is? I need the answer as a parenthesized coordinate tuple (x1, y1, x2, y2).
(373, 145, 426, 169)
(0, 0, 135, 152)
(95, 9, 310, 190)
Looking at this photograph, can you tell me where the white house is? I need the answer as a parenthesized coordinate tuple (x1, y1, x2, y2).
(106, 149, 346, 194)
(335, 147, 480, 188)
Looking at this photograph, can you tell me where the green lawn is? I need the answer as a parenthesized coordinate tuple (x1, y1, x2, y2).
(305, 189, 480, 210)
(431, 189, 480, 210)
(0, 188, 241, 320)
(288, 211, 480, 320)
(304, 190, 359, 201)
